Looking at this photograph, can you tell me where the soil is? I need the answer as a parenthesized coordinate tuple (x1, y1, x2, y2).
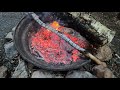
(0, 12, 120, 77)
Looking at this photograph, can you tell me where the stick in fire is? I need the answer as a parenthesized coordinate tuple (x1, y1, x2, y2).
(27, 12, 107, 67)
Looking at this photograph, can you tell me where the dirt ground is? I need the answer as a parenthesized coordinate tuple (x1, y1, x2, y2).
(0, 12, 120, 77)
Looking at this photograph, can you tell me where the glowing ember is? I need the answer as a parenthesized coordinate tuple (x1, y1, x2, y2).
(29, 21, 89, 64)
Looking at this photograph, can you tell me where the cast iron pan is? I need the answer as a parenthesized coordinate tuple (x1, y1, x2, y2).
(14, 13, 90, 71)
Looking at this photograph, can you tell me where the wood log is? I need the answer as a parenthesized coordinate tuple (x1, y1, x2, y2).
(68, 12, 116, 46)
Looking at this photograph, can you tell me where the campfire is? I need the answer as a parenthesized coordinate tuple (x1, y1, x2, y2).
(14, 12, 93, 71)
(1, 12, 117, 78)
(14, 12, 115, 72)
(29, 21, 89, 64)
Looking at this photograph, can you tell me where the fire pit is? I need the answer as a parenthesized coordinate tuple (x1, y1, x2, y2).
(14, 12, 93, 71)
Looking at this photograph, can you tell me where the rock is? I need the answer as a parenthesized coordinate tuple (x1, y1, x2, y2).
(11, 59, 28, 78)
(95, 45, 113, 61)
(31, 70, 64, 78)
(92, 65, 115, 78)
(0, 66, 7, 78)
(5, 26, 16, 42)
(31, 70, 53, 78)
(4, 42, 18, 60)
(104, 68, 113, 78)
(12, 26, 16, 36)
(12, 26, 16, 32)
(92, 65, 106, 78)
(5, 32, 13, 41)
(65, 70, 96, 78)
(54, 74, 64, 78)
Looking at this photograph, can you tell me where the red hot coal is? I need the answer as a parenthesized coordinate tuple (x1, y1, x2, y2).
(29, 21, 89, 64)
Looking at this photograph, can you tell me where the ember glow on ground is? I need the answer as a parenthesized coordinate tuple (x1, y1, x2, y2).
(30, 21, 89, 64)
